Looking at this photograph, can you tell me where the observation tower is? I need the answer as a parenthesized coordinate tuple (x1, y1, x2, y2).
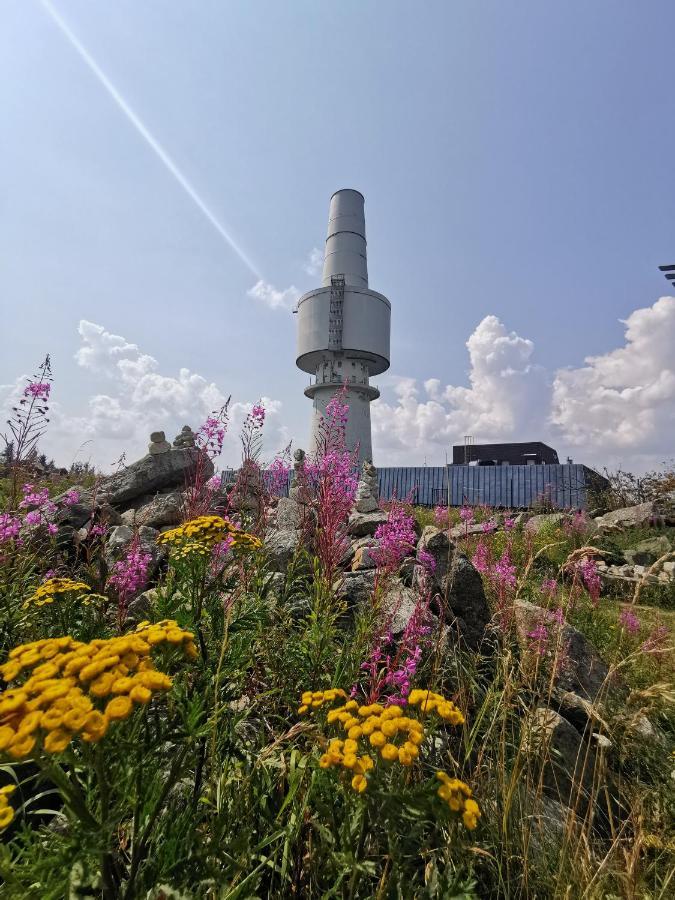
(295, 189, 391, 464)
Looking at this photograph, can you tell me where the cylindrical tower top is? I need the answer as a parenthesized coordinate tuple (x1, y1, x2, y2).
(322, 189, 369, 289)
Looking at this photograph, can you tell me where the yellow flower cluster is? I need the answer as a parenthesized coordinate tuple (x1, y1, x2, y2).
(23, 578, 91, 610)
(407, 689, 465, 725)
(436, 772, 481, 830)
(0, 620, 196, 759)
(0, 784, 15, 831)
(157, 515, 262, 559)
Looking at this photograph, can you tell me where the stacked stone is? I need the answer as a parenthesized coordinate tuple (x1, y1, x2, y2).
(353, 460, 379, 513)
(148, 431, 171, 455)
(173, 426, 196, 449)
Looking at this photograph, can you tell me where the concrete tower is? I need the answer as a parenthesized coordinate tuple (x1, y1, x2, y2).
(296, 189, 391, 464)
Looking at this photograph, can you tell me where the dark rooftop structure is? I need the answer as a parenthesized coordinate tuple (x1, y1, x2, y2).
(452, 441, 560, 467)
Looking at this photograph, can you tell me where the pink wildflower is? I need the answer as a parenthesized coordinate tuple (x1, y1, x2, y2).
(23, 382, 50, 400)
(527, 622, 549, 655)
(504, 517, 516, 531)
(641, 624, 670, 656)
(459, 505, 474, 524)
(47, 523, 58, 535)
(493, 549, 517, 589)
(481, 520, 497, 534)
(618, 607, 640, 635)
(417, 547, 437, 573)
(434, 505, 448, 528)
(0, 514, 21, 543)
(108, 536, 152, 623)
(250, 404, 266, 425)
(577, 557, 602, 606)
(540, 578, 558, 599)
(61, 489, 80, 506)
(24, 510, 42, 526)
(373, 502, 417, 572)
(472, 540, 490, 574)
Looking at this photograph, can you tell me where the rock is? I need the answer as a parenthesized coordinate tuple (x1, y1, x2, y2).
(416, 526, 490, 650)
(352, 545, 377, 571)
(354, 495, 380, 514)
(514, 600, 627, 704)
(99, 448, 213, 506)
(120, 509, 136, 526)
(148, 431, 172, 455)
(377, 582, 435, 636)
(417, 526, 452, 582)
(445, 552, 491, 650)
(172, 425, 196, 449)
(135, 492, 184, 529)
(265, 529, 300, 573)
(347, 509, 387, 537)
(525, 708, 598, 811)
(125, 590, 154, 625)
(449, 521, 492, 540)
(594, 501, 663, 530)
(276, 497, 304, 531)
(98, 503, 122, 526)
(104, 525, 165, 577)
(525, 513, 569, 534)
(337, 570, 376, 609)
(623, 536, 672, 567)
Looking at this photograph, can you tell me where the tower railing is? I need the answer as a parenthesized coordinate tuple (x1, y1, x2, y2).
(328, 274, 345, 350)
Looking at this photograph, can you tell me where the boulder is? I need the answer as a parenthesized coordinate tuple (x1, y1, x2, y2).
(514, 600, 627, 705)
(337, 570, 376, 609)
(276, 497, 307, 531)
(417, 526, 452, 582)
(104, 525, 165, 576)
(265, 529, 300, 573)
(623, 536, 672, 567)
(347, 509, 387, 537)
(377, 582, 435, 636)
(352, 545, 377, 571)
(445, 552, 491, 650)
(525, 513, 569, 534)
(525, 708, 598, 812)
(594, 501, 662, 530)
(135, 492, 184, 529)
(99, 448, 213, 507)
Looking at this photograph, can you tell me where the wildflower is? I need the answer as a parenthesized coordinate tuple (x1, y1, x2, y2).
(459, 506, 474, 524)
(108, 536, 152, 616)
(540, 578, 558, 599)
(158, 515, 260, 559)
(493, 550, 517, 590)
(618, 607, 641, 635)
(61, 489, 80, 507)
(471, 541, 489, 573)
(196, 415, 227, 459)
(0, 514, 21, 544)
(250, 403, 266, 425)
(433, 506, 448, 528)
(23, 578, 91, 610)
(641, 624, 670, 657)
(481, 520, 497, 534)
(504, 517, 516, 531)
(527, 622, 549, 655)
(23, 382, 50, 400)
(372, 501, 417, 571)
(436, 772, 480, 830)
(417, 548, 437, 574)
(0, 620, 196, 759)
(0, 784, 16, 831)
(577, 557, 602, 606)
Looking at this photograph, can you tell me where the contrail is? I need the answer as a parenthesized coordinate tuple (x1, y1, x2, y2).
(40, 0, 262, 279)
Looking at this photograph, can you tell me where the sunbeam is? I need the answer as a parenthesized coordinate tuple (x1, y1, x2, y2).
(40, 0, 262, 279)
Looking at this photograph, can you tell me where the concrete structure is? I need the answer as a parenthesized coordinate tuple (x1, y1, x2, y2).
(296, 190, 391, 464)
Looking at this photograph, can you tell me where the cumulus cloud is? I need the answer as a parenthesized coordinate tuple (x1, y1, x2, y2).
(303, 247, 323, 276)
(372, 316, 550, 463)
(1, 321, 290, 471)
(372, 299, 675, 470)
(247, 279, 300, 311)
(550, 297, 675, 463)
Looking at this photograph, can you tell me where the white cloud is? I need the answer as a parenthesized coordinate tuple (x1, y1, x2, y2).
(2, 321, 289, 471)
(372, 299, 675, 471)
(303, 247, 323, 276)
(550, 297, 675, 464)
(372, 316, 550, 464)
(247, 279, 300, 311)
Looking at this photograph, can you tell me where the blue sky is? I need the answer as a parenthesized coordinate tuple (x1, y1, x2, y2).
(1, 1, 674, 471)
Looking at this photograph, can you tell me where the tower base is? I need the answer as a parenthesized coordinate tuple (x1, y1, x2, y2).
(305, 382, 379, 466)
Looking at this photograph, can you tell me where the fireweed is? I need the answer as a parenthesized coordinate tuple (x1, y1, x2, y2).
(108, 534, 153, 625)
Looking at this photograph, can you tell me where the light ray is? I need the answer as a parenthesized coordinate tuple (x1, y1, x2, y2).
(40, 0, 262, 279)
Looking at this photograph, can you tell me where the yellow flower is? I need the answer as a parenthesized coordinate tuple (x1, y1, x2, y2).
(319, 754, 332, 769)
(343, 739, 358, 754)
(8, 734, 36, 759)
(24, 578, 91, 610)
(0, 726, 16, 750)
(105, 696, 133, 721)
(44, 729, 71, 754)
(342, 753, 358, 769)
(81, 711, 108, 743)
(398, 747, 413, 766)
(0, 804, 14, 831)
(369, 730, 386, 748)
(129, 685, 152, 705)
(347, 725, 363, 740)
(380, 743, 399, 762)
(351, 774, 367, 793)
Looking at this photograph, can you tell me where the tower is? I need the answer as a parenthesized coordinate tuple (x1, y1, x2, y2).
(296, 190, 391, 464)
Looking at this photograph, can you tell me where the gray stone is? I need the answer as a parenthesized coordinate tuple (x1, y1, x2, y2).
(149, 440, 171, 455)
(120, 509, 136, 526)
(525, 708, 598, 811)
(354, 495, 380, 514)
(99, 448, 213, 506)
(172, 425, 196, 449)
(276, 497, 303, 531)
(136, 492, 184, 529)
(525, 513, 569, 534)
(337, 570, 376, 609)
(104, 525, 165, 577)
(417, 526, 452, 582)
(352, 545, 377, 571)
(265, 529, 300, 573)
(594, 501, 662, 530)
(445, 552, 491, 650)
(514, 600, 627, 705)
(624, 536, 672, 567)
(449, 521, 492, 540)
(347, 509, 387, 537)
(377, 582, 435, 636)
(125, 590, 154, 625)
(150, 431, 166, 443)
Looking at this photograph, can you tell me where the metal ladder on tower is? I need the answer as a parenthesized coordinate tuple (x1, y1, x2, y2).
(328, 275, 345, 351)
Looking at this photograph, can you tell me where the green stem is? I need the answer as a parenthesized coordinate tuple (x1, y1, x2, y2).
(347, 805, 369, 900)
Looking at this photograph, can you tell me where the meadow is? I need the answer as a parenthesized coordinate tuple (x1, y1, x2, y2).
(0, 368, 673, 899)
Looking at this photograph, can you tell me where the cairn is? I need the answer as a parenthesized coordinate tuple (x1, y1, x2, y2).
(148, 431, 171, 455)
(353, 459, 380, 513)
(172, 425, 196, 449)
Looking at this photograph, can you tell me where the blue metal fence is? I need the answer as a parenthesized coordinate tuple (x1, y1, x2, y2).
(226, 463, 597, 509)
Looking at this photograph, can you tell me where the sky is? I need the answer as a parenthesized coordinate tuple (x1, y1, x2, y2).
(1, 0, 674, 474)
